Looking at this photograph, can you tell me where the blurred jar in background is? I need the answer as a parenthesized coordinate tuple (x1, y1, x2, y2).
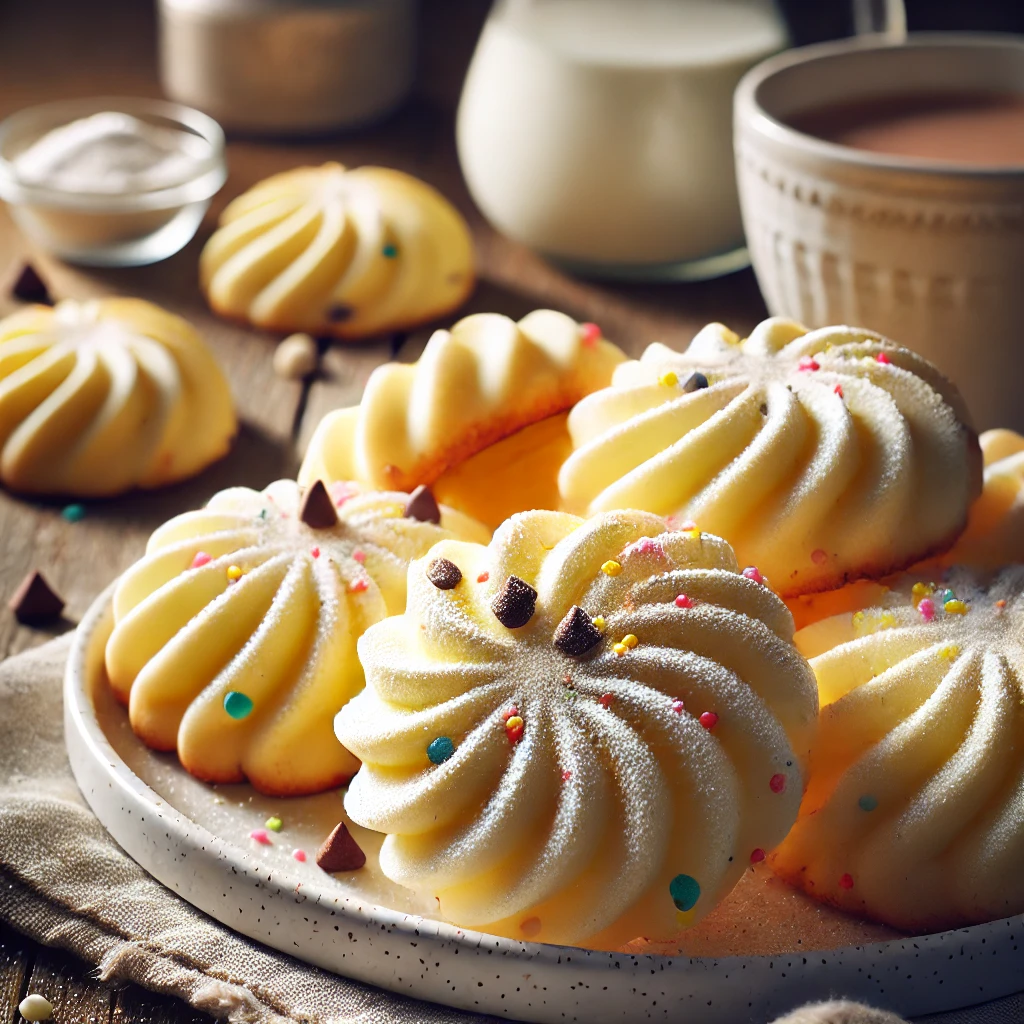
(159, 0, 417, 136)
(457, 0, 789, 280)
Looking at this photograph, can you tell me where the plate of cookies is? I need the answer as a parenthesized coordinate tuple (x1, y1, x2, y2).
(64, 307, 1024, 1023)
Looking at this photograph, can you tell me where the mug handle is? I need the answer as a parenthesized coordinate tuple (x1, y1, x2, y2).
(852, 0, 907, 40)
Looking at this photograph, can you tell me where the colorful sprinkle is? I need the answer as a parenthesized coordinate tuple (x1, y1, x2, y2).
(61, 503, 86, 522)
(190, 551, 212, 569)
(520, 916, 542, 937)
(798, 355, 820, 371)
(858, 795, 878, 812)
(502, 706, 520, 722)
(834, 384, 844, 398)
(659, 371, 678, 387)
(226, 564, 243, 582)
(592, 615, 606, 631)
(685, 527, 701, 540)
(682, 372, 709, 393)
(561, 769, 572, 782)
(329, 481, 357, 506)
(699, 711, 719, 730)
(939, 643, 960, 660)
(742, 566, 765, 585)
(579, 322, 601, 347)
(427, 736, 455, 764)
(918, 597, 935, 622)
(350, 578, 369, 593)
(265, 816, 283, 832)
(613, 642, 628, 656)
(505, 715, 525, 744)
(629, 537, 665, 558)
(750, 848, 766, 864)
(250, 829, 272, 845)
(996, 599, 1007, 609)
(941, 588, 956, 604)
(811, 548, 828, 566)
(382, 243, 398, 258)
(292, 848, 307, 862)
(678, 519, 698, 532)
(352, 548, 366, 563)
(599, 693, 615, 708)
(224, 691, 253, 719)
(669, 873, 701, 912)
(310, 546, 321, 559)
(671, 700, 685, 714)
(601, 560, 622, 577)
(911, 581, 933, 605)
(621, 633, 639, 649)
(839, 873, 855, 889)
(674, 594, 693, 609)
(876, 352, 892, 365)
(769, 773, 787, 794)
(944, 599, 968, 615)
(477, 571, 489, 583)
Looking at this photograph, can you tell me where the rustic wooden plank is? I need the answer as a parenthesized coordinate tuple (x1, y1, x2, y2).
(0, 922, 32, 1024)
(23, 944, 116, 1024)
(112, 983, 212, 1024)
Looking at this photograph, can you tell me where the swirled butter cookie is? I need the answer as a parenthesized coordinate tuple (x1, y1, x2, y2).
(559, 318, 981, 597)
(336, 509, 818, 948)
(105, 479, 488, 796)
(0, 298, 234, 496)
(774, 566, 1024, 931)
(200, 163, 474, 339)
(301, 310, 624, 528)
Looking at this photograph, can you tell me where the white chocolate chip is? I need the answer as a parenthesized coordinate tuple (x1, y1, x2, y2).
(19, 995, 53, 1022)
(273, 332, 319, 380)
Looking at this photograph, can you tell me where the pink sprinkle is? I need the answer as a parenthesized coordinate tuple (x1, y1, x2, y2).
(839, 873, 855, 890)
(699, 711, 718, 730)
(329, 481, 357, 507)
(876, 352, 892, 365)
(599, 693, 615, 708)
(626, 537, 665, 560)
(502, 706, 520, 721)
(798, 355, 820, 372)
(350, 578, 369, 593)
(674, 594, 693, 609)
(561, 769, 572, 782)
(811, 548, 828, 566)
(250, 829, 272, 846)
(477, 571, 489, 583)
(292, 849, 307, 862)
(918, 597, 936, 621)
(678, 519, 697, 532)
(671, 700, 685, 714)
(190, 551, 212, 569)
(742, 566, 765, 585)
(352, 548, 366, 563)
(580, 322, 601, 347)
(770, 773, 787, 794)
(834, 384, 844, 398)
(311, 546, 321, 559)
(750, 848, 766, 864)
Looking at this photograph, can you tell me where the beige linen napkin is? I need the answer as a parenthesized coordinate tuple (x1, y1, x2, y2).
(0, 637, 1020, 1024)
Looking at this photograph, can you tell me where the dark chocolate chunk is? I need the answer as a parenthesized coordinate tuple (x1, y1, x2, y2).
(298, 479, 338, 529)
(326, 303, 353, 323)
(316, 822, 366, 872)
(682, 372, 709, 393)
(426, 557, 462, 590)
(553, 605, 602, 657)
(11, 263, 53, 305)
(404, 484, 441, 524)
(8, 571, 64, 625)
(491, 574, 537, 629)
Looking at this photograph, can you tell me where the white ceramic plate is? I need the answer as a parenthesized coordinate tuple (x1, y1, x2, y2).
(66, 587, 1024, 1023)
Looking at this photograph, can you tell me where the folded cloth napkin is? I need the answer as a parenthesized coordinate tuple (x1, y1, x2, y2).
(0, 637, 1020, 1024)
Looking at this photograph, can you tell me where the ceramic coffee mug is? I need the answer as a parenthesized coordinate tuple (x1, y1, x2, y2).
(734, 34, 1024, 431)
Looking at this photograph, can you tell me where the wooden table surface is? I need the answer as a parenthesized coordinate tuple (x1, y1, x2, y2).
(0, 2, 767, 1021)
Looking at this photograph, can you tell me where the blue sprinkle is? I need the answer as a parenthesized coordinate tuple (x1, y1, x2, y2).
(224, 691, 254, 719)
(858, 794, 878, 812)
(669, 873, 700, 912)
(62, 503, 86, 523)
(427, 736, 455, 764)
(382, 243, 398, 259)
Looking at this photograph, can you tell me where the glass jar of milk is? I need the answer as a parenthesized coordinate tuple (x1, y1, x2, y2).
(457, 0, 788, 280)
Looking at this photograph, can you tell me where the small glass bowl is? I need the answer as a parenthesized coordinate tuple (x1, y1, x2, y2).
(0, 96, 226, 267)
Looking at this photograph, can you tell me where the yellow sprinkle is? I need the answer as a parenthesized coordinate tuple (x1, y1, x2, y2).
(911, 582, 933, 606)
(939, 644, 960, 661)
(676, 907, 698, 927)
(226, 565, 242, 582)
(944, 599, 967, 615)
(601, 560, 622, 577)
(592, 615, 606, 632)
(879, 612, 897, 629)
(622, 633, 639, 649)
(505, 715, 524, 731)
(659, 371, 678, 387)
(686, 528, 701, 540)
(613, 643, 628, 656)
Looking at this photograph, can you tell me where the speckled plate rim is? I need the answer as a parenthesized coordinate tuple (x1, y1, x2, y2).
(65, 585, 1024, 1024)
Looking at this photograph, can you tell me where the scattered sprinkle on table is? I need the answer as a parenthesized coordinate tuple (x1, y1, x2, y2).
(265, 815, 283, 832)
(18, 994, 53, 1022)
(61, 503, 86, 523)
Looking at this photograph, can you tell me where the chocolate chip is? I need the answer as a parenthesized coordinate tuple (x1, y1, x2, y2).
(682, 372, 709, 393)
(298, 479, 338, 529)
(491, 575, 537, 629)
(316, 822, 366, 872)
(326, 303, 353, 323)
(404, 485, 441, 524)
(8, 571, 64, 625)
(11, 263, 53, 305)
(553, 605, 602, 657)
(426, 557, 462, 590)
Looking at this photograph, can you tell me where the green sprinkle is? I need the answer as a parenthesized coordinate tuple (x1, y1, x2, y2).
(258, 508, 268, 520)
(669, 873, 700, 912)
(62, 503, 86, 523)
(265, 816, 283, 832)
(224, 691, 254, 719)
(858, 795, 878, 812)
(382, 243, 398, 259)
(427, 736, 455, 764)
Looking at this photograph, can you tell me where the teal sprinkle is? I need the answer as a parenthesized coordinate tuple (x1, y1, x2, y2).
(669, 873, 700, 912)
(942, 588, 956, 604)
(224, 691, 254, 720)
(382, 243, 398, 259)
(62, 503, 86, 523)
(427, 736, 455, 764)
(258, 508, 268, 520)
(858, 794, 878, 812)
